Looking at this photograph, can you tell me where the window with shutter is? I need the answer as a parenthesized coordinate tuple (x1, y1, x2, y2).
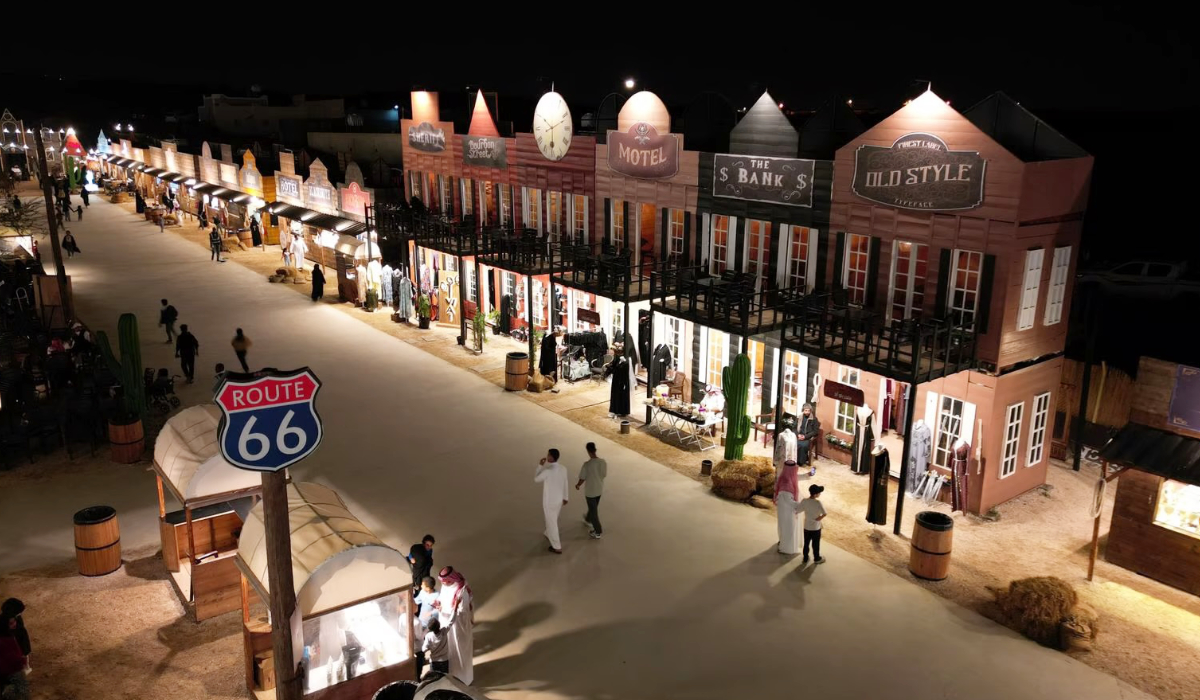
(949, 249, 984, 328)
(843, 233, 871, 304)
(1043, 246, 1072, 326)
(889, 240, 929, 321)
(1018, 249, 1045, 331)
(1001, 402, 1024, 478)
(611, 199, 625, 250)
(710, 215, 731, 274)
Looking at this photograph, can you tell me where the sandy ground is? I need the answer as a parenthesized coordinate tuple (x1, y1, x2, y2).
(0, 195, 1191, 700)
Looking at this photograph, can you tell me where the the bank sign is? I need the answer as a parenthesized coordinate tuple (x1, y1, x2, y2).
(852, 133, 986, 211)
(713, 154, 815, 207)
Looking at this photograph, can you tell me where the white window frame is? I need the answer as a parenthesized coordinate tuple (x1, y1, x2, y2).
(702, 327, 730, 388)
(466, 265, 477, 305)
(439, 175, 453, 215)
(949, 249, 984, 329)
(522, 187, 541, 231)
(843, 233, 871, 305)
(499, 186, 512, 226)
(1001, 402, 1024, 478)
(835, 365, 860, 434)
(888, 240, 929, 321)
(744, 219, 771, 290)
(1027, 391, 1051, 467)
(782, 350, 806, 417)
(668, 209, 685, 260)
(545, 190, 562, 237)
(477, 181, 490, 224)
(503, 271, 515, 300)
(460, 178, 474, 217)
(1043, 246, 1071, 326)
(1017, 248, 1044, 331)
(611, 300, 625, 341)
(778, 225, 816, 292)
(933, 395, 966, 469)
(611, 199, 625, 250)
(661, 316, 683, 372)
(710, 215, 733, 274)
(569, 194, 588, 243)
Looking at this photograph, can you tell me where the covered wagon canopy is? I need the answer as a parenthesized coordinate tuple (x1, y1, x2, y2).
(153, 405, 264, 507)
(236, 482, 410, 618)
(1099, 423, 1200, 486)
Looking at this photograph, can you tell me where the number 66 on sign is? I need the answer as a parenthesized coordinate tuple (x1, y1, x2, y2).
(214, 368, 324, 472)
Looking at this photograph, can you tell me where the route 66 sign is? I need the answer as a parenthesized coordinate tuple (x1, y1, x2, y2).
(214, 368, 323, 472)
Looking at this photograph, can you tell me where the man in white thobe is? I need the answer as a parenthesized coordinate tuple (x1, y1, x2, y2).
(436, 566, 473, 685)
(535, 448, 570, 553)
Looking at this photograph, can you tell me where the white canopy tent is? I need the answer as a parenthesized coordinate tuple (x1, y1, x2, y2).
(237, 481, 410, 618)
(153, 405, 262, 507)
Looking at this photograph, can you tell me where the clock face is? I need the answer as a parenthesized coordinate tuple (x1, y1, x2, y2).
(532, 91, 572, 162)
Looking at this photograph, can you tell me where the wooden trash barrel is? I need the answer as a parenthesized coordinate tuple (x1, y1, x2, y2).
(108, 419, 144, 464)
(505, 352, 529, 392)
(909, 510, 953, 581)
(237, 229, 254, 247)
(74, 506, 122, 576)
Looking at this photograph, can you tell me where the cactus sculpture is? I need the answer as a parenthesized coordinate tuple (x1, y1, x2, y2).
(97, 313, 146, 420)
(722, 353, 752, 461)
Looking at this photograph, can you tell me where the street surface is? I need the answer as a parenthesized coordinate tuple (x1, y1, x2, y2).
(0, 197, 1152, 700)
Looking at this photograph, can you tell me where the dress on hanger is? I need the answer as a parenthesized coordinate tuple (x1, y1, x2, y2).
(866, 447, 890, 525)
(907, 421, 932, 494)
(850, 406, 875, 475)
(951, 438, 971, 513)
(397, 275, 414, 318)
(773, 429, 798, 471)
(606, 355, 631, 416)
(381, 264, 394, 306)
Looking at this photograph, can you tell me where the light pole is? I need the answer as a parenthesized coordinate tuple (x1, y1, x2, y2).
(33, 126, 73, 323)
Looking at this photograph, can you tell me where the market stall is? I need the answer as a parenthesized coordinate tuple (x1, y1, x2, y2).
(152, 405, 264, 621)
(236, 481, 414, 699)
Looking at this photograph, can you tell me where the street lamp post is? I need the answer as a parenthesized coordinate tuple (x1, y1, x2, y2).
(33, 126, 73, 323)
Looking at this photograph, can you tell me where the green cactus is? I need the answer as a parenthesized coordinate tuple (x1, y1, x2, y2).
(722, 353, 752, 461)
(97, 313, 146, 420)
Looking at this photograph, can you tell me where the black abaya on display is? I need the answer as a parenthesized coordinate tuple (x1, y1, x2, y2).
(607, 356, 631, 416)
(866, 448, 890, 525)
(539, 333, 558, 377)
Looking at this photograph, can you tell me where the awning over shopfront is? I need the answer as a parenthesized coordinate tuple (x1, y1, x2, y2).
(269, 202, 368, 236)
(1099, 423, 1200, 486)
(142, 166, 167, 177)
(153, 405, 263, 506)
(107, 156, 134, 168)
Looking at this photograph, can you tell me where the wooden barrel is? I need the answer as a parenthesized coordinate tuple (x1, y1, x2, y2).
(238, 229, 254, 247)
(109, 419, 144, 464)
(74, 506, 122, 576)
(909, 511, 953, 581)
(505, 352, 529, 392)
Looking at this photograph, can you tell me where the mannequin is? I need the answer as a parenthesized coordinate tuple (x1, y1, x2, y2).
(866, 446, 889, 525)
(881, 378, 894, 434)
(366, 258, 383, 296)
(850, 405, 875, 475)
(773, 428, 797, 471)
(951, 437, 971, 513)
(907, 419, 932, 495)
(605, 352, 632, 417)
(381, 262, 394, 306)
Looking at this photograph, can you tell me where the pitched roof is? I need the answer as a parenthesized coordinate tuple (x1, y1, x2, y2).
(1100, 423, 1200, 487)
(467, 90, 500, 137)
(964, 92, 1089, 162)
(730, 91, 798, 158)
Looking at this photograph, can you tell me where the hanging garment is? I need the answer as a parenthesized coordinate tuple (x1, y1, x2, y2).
(392, 269, 405, 309)
(606, 356, 631, 416)
(381, 264, 394, 306)
(637, 312, 651, 369)
(866, 448, 890, 525)
(907, 421, 933, 494)
(951, 439, 971, 513)
(539, 332, 559, 377)
(882, 378, 894, 432)
(850, 407, 875, 474)
(650, 344, 673, 388)
(894, 383, 909, 438)
(773, 429, 798, 471)
(367, 260, 383, 296)
(499, 295, 513, 334)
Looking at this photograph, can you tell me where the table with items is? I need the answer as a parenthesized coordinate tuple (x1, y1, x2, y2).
(644, 399, 722, 450)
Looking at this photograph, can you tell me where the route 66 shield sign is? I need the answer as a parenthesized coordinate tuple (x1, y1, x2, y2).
(214, 367, 323, 472)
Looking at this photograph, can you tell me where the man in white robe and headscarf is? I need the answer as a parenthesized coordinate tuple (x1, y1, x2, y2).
(535, 448, 570, 553)
(436, 566, 474, 685)
(774, 459, 802, 554)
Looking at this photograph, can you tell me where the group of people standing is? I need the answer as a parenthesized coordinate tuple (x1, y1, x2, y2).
(406, 535, 474, 685)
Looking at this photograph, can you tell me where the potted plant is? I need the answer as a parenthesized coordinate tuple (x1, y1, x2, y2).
(417, 294, 432, 329)
(96, 313, 147, 464)
(364, 288, 378, 313)
(487, 309, 500, 335)
(471, 312, 488, 354)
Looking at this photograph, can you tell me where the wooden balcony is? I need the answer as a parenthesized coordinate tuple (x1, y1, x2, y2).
(650, 265, 789, 338)
(550, 242, 655, 302)
(409, 215, 496, 257)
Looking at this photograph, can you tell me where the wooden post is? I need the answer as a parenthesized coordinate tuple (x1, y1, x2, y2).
(893, 377, 919, 536)
(458, 253, 467, 346)
(262, 470, 300, 700)
(32, 128, 73, 321)
(241, 574, 250, 624)
(184, 507, 197, 566)
(156, 475, 166, 518)
(1087, 460, 1108, 582)
(526, 274, 535, 374)
(1073, 293, 1098, 472)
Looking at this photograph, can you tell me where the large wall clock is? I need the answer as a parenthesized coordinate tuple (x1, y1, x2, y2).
(532, 91, 572, 162)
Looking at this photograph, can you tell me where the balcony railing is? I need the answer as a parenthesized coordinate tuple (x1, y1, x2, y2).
(477, 227, 564, 275)
(409, 215, 497, 257)
(650, 265, 790, 337)
(780, 290, 976, 382)
(550, 242, 655, 301)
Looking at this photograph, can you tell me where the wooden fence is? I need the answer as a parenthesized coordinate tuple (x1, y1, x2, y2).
(1054, 360, 1135, 449)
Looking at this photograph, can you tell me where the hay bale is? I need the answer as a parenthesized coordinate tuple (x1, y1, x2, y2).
(268, 276, 281, 283)
(711, 459, 769, 502)
(992, 577, 1078, 647)
(1059, 603, 1100, 651)
(276, 268, 288, 276)
(748, 495, 773, 510)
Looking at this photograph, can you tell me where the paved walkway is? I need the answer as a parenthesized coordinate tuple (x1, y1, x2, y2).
(0, 196, 1151, 700)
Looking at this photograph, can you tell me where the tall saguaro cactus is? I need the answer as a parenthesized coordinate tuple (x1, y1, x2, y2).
(97, 313, 146, 420)
(723, 353, 752, 461)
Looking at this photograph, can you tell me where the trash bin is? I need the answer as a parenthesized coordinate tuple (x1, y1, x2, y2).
(372, 680, 418, 700)
(701, 459, 713, 476)
(909, 510, 953, 581)
(505, 352, 529, 392)
(74, 505, 122, 576)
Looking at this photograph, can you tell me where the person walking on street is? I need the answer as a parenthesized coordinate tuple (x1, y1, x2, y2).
(159, 299, 178, 343)
(535, 449, 569, 554)
(231, 329, 251, 372)
(175, 324, 199, 383)
(62, 231, 80, 257)
(55, 209, 62, 228)
(206, 226, 223, 262)
(407, 535, 435, 595)
(311, 264, 326, 302)
(75, 205, 83, 221)
(80, 187, 89, 207)
(799, 484, 828, 565)
(576, 442, 607, 539)
(158, 212, 164, 232)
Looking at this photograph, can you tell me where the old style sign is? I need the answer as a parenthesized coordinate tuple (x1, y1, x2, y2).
(823, 379, 864, 407)
(713, 154, 815, 207)
(215, 368, 324, 472)
(408, 122, 446, 153)
(852, 132, 986, 211)
(463, 135, 507, 168)
(607, 122, 679, 179)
